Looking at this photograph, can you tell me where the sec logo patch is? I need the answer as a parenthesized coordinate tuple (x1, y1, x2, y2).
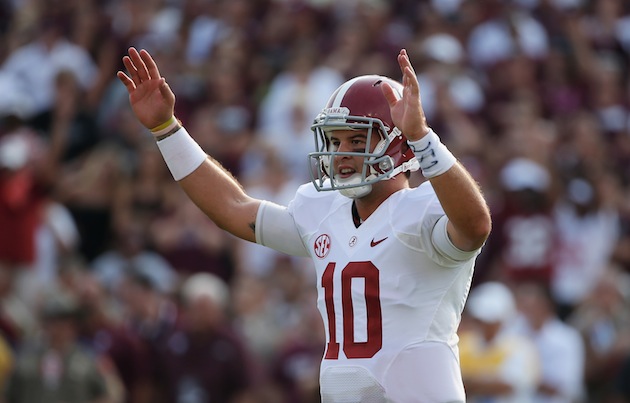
(314, 234, 331, 259)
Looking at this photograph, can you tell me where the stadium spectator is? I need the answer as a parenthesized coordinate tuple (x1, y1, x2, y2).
(459, 281, 541, 403)
(117, 268, 180, 403)
(149, 182, 236, 283)
(75, 272, 154, 403)
(551, 172, 620, 317)
(509, 282, 585, 402)
(255, 43, 344, 182)
(483, 158, 558, 287)
(152, 272, 260, 403)
(0, 12, 97, 118)
(568, 267, 630, 401)
(0, 107, 73, 307)
(54, 141, 127, 261)
(111, 139, 171, 234)
(4, 290, 113, 403)
(91, 219, 177, 296)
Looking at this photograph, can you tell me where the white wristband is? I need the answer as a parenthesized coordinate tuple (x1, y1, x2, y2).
(156, 127, 207, 181)
(407, 129, 456, 178)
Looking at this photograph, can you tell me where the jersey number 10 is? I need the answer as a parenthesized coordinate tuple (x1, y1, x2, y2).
(321, 261, 383, 359)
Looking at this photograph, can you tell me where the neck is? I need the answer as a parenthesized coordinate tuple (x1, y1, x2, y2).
(353, 176, 408, 223)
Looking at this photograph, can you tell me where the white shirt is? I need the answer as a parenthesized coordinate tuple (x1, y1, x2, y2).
(257, 181, 481, 402)
(552, 202, 620, 305)
(1, 38, 97, 116)
(256, 67, 344, 181)
(508, 316, 585, 403)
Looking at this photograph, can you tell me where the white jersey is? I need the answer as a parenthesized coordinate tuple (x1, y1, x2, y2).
(257, 182, 480, 402)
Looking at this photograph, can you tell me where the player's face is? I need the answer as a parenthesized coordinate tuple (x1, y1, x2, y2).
(328, 129, 380, 180)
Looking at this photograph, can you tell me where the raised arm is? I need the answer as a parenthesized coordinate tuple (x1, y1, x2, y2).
(382, 49, 491, 251)
(117, 47, 260, 242)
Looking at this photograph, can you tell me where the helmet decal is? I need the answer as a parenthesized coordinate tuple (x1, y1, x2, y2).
(314, 234, 331, 259)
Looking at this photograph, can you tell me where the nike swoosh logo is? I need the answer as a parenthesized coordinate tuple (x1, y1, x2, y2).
(370, 237, 388, 247)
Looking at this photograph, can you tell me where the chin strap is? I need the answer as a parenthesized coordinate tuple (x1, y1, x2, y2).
(340, 184, 372, 199)
(336, 175, 373, 198)
(379, 157, 420, 180)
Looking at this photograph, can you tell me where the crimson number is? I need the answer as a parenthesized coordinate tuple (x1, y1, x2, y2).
(321, 261, 382, 359)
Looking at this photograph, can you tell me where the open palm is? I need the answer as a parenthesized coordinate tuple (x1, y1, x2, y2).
(117, 47, 175, 130)
(381, 49, 429, 141)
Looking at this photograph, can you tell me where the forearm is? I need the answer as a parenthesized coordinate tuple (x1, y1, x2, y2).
(429, 163, 491, 251)
(409, 129, 491, 251)
(157, 127, 260, 243)
(178, 157, 260, 242)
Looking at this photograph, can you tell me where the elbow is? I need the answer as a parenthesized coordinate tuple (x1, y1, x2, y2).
(447, 212, 492, 252)
(460, 213, 492, 251)
(469, 214, 492, 249)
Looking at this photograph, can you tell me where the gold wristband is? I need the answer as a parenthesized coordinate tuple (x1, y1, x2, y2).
(151, 116, 181, 141)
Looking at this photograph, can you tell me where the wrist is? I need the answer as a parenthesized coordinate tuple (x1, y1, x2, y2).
(407, 129, 456, 178)
(156, 127, 207, 181)
(151, 116, 182, 141)
(404, 121, 431, 142)
(405, 129, 431, 142)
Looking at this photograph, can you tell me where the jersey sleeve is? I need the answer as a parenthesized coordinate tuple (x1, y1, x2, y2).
(431, 215, 482, 262)
(255, 200, 310, 257)
(396, 182, 481, 266)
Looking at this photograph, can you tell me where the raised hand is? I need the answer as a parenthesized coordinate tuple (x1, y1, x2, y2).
(117, 47, 175, 130)
(381, 49, 429, 141)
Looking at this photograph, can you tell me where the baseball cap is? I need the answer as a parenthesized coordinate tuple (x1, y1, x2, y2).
(421, 34, 464, 64)
(466, 282, 516, 323)
(181, 272, 230, 310)
(500, 157, 551, 192)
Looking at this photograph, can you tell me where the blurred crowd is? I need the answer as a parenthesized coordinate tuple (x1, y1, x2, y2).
(0, 0, 629, 402)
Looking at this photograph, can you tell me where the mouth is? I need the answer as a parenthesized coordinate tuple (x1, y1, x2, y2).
(336, 166, 357, 179)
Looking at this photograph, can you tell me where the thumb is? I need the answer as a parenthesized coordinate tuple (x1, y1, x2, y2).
(380, 82, 399, 108)
(159, 78, 176, 105)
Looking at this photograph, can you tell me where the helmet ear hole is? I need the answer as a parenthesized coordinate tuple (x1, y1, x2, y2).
(378, 157, 393, 172)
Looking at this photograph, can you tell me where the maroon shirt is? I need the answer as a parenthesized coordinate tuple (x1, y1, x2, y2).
(0, 169, 46, 265)
(152, 325, 257, 403)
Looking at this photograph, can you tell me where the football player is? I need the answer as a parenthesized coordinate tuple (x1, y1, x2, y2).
(118, 47, 491, 403)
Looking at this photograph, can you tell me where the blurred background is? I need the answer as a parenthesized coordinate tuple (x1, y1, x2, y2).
(0, 0, 628, 402)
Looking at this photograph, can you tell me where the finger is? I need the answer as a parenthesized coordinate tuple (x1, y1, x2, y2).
(404, 66, 420, 96)
(380, 81, 399, 107)
(122, 56, 141, 86)
(129, 47, 150, 82)
(116, 71, 136, 92)
(140, 49, 161, 80)
(398, 49, 416, 76)
(158, 78, 176, 104)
